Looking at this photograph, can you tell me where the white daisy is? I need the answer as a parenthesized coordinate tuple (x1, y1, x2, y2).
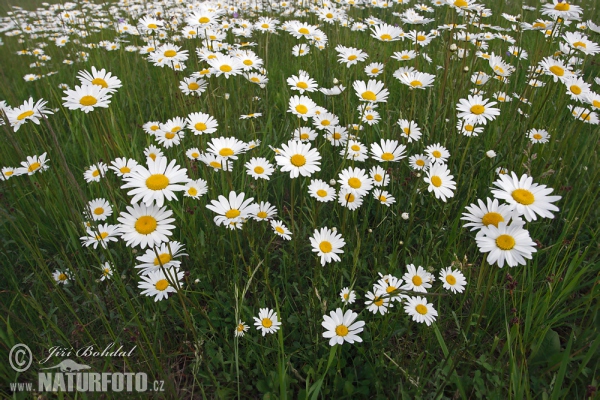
(322, 308, 365, 346)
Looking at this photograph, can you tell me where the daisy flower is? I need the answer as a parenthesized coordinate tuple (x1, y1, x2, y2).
(320, 85, 345, 96)
(5, 97, 53, 132)
(292, 44, 310, 57)
(322, 308, 365, 346)
(397, 71, 436, 90)
(143, 121, 162, 136)
(392, 50, 417, 61)
(340, 287, 356, 304)
(254, 308, 281, 336)
(373, 189, 396, 207)
(325, 126, 349, 146)
(373, 275, 405, 302)
(404, 296, 438, 326)
(353, 79, 389, 103)
(541, 0, 583, 20)
(287, 71, 318, 94)
(235, 321, 249, 337)
(313, 112, 339, 131)
(292, 127, 318, 142)
(53, 270, 71, 285)
(138, 268, 184, 302)
(361, 110, 381, 126)
(0, 167, 20, 181)
(110, 157, 138, 177)
(528, 129, 550, 144)
(397, 119, 422, 142)
(538, 56, 573, 82)
(184, 179, 208, 199)
(240, 113, 262, 120)
(424, 163, 456, 202)
(77, 67, 122, 92)
(80, 223, 120, 249)
(439, 267, 466, 293)
(491, 172, 561, 221)
(401, 264, 434, 293)
(186, 148, 202, 161)
(365, 62, 384, 77)
(568, 106, 599, 124)
(475, 222, 537, 268)
(208, 53, 244, 79)
(365, 290, 392, 315)
(425, 143, 450, 164)
(310, 227, 346, 266)
(308, 179, 336, 202)
(86, 198, 112, 221)
(187, 112, 218, 135)
(245, 157, 274, 180)
(461, 198, 518, 231)
(457, 120, 484, 137)
(275, 140, 321, 179)
(562, 76, 591, 102)
(288, 95, 317, 121)
(336, 45, 369, 67)
(135, 241, 187, 275)
(370, 166, 390, 186)
(117, 202, 176, 249)
(456, 95, 500, 125)
(338, 189, 364, 211)
(207, 137, 248, 162)
(199, 153, 232, 172)
(206, 191, 259, 229)
(253, 201, 277, 221)
(83, 162, 108, 183)
(338, 167, 374, 197)
(99, 262, 114, 281)
(409, 154, 430, 170)
(63, 84, 112, 113)
(370, 139, 406, 162)
(271, 220, 292, 240)
(179, 77, 207, 96)
(371, 23, 403, 41)
(16, 153, 49, 175)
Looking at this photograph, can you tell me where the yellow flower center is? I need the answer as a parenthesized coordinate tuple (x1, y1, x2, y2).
(335, 325, 349, 336)
(374, 174, 383, 182)
(533, 133, 543, 140)
(321, 120, 330, 126)
(220, 65, 232, 72)
(316, 189, 328, 197)
(296, 81, 308, 89)
(326, 13, 334, 18)
(146, 174, 169, 190)
(219, 148, 234, 157)
(58, 273, 68, 281)
(155, 279, 169, 291)
(80, 95, 97, 106)
(415, 304, 428, 315)
(17, 110, 35, 120)
(482, 212, 504, 227)
(91, 78, 108, 88)
(446, 275, 456, 285)
(348, 55, 357, 60)
(261, 23, 269, 29)
(416, 35, 426, 41)
(95, 232, 109, 240)
(410, 80, 422, 87)
(570, 85, 582, 95)
(319, 241, 332, 253)
(351, 145, 361, 151)
(188, 187, 198, 196)
(253, 166, 264, 174)
(120, 166, 131, 174)
(371, 68, 379, 74)
(431, 176, 442, 187)
(164, 50, 177, 57)
(416, 159, 426, 167)
(549, 65, 564, 76)
(153, 253, 172, 266)
(295, 104, 308, 114)
(4, 171, 13, 176)
(572, 41, 586, 48)
(250, 77, 260, 83)
(379, 195, 387, 202)
(554, 2, 570, 11)
(593, 100, 600, 108)
(401, 55, 410, 60)
(257, 211, 268, 219)
(496, 234, 516, 250)
(188, 82, 200, 90)
(512, 188, 535, 205)
(412, 275, 423, 286)
(366, 115, 374, 120)
(348, 177, 361, 189)
(275, 226, 285, 234)
(243, 59, 253, 66)
(470, 105, 485, 115)
(298, 28, 309, 34)
(380, 34, 392, 41)
(225, 209, 240, 219)
(361, 91, 376, 101)
(199, 16, 210, 23)
(374, 297, 384, 307)
(28, 162, 41, 172)
(381, 152, 395, 161)
(165, 133, 176, 140)
(93, 207, 104, 215)
(134, 216, 157, 235)
(210, 161, 221, 169)
(261, 318, 272, 328)
(290, 154, 306, 167)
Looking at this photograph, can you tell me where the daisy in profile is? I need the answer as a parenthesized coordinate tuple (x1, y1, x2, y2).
(275, 140, 321, 179)
(287, 71, 318, 94)
(86, 198, 112, 221)
(425, 143, 450, 164)
(206, 191, 259, 229)
(439, 267, 466, 293)
(63, 85, 112, 113)
(80, 223, 120, 249)
(135, 241, 187, 275)
(292, 127, 318, 142)
(397, 71, 436, 90)
(117, 202, 176, 249)
(0, 167, 19, 181)
(475, 222, 537, 268)
(365, 290, 392, 315)
(365, 62, 384, 77)
(308, 179, 336, 202)
(527, 129, 550, 144)
(424, 163, 456, 202)
(541, 0, 583, 21)
(207, 137, 248, 162)
(336, 45, 369, 67)
(199, 153, 232, 172)
(253, 201, 277, 221)
(353, 80, 389, 103)
(310, 227, 346, 266)
(235, 321, 249, 337)
(288, 95, 317, 121)
(371, 23, 403, 41)
(491, 172, 561, 221)
(404, 296, 438, 326)
(271, 220, 292, 240)
(110, 157, 138, 177)
(397, 119, 422, 142)
(254, 308, 281, 336)
(461, 198, 517, 231)
(84, 162, 108, 183)
(409, 154, 430, 170)
(373, 189, 396, 207)
(184, 179, 208, 199)
(5, 97, 53, 132)
(99, 262, 113, 281)
(122, 156, 189, 207)
(77, 67, 122, 92)
(370, 166, 390, 186)
(539, 56, 573, 82)
(456, 95, 500, 125)
(401, 264, 434, 293)
(392, 50, 417, 61)
(245, 157, 274, 180)
(53, 270, 71, 285)
(371, 139, 406, 162)
(340, 287, 356, 304)
(187, 112, 218, 135)
(322, 308, 365, 346)
(16, 153, 49, 175)
(138, 268, 184, 302)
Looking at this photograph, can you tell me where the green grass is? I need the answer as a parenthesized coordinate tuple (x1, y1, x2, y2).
(0, 0, 599, 398)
